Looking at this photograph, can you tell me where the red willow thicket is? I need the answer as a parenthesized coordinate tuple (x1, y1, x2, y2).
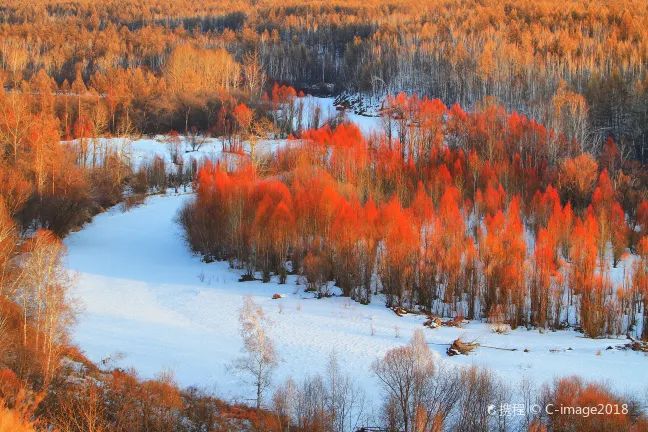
(179, 93, 648, 340)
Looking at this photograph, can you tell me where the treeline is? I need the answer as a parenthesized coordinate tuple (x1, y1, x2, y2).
(0, 56, 304, 239)
(0, 59, 307, 234)
(0, 83, 134, 237)
(180, 94, 648, 340)
(1, 0, 648, 160)
(0, 52, 300, 237)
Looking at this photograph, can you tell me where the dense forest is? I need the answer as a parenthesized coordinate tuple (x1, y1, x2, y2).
(1, 0, 648, 430)
(181, 94, 648, 340)
(0, 0, 647, 158)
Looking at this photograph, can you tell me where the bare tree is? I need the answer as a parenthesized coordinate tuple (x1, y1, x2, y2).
(326, 351, 367, 432)
(372, 329, 462, 432)
(187, 126, 207, 152)
(162, 131, 182, 164)
(519, 376, 538, 431)
(272, 377, 298, 432)
(294, 375, 329, 432)
(272, 353, 366, 432)
(0, 201, 19, 299)
(52, 380, 107, 432)
(452, 365, 509, 432)
(243, 51, 266, 101)
(380, 102, 395, 146)
(306, 98, 322, 130)
(372, 329, 433, 432)
(233, 295, 279, 409)
(108, 136, 133, 190)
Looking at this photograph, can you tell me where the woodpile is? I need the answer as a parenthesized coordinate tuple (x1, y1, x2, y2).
(423, 316, 442, 328)
(424, 315, 468, 329)
(447, 338, 479, 356)
(620, 339, 648, 352)
(441, 315, 467, 328)
(391, 306, 408, 316)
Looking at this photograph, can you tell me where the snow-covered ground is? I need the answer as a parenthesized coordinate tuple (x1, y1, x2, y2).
(63, 97, 383, 172)
(66, 135, 290, 171)
(65, 193, 648, 406)
(307, 96, 383, 135)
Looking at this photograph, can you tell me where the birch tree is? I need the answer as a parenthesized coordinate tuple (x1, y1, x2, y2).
(234, 295, 279, 408)
(17, 230, 78, 384)
(326, 351, 366, 432)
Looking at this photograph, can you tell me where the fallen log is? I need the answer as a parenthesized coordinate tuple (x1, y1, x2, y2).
(442, 315, 468, 328)
(479, 344, 518, 352)
(430, 341, 518, 353)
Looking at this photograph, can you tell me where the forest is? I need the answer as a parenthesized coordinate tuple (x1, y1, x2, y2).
(0, 0, 647, 158)
(0, 0, 647, 430)
(180, 94, 648, 339)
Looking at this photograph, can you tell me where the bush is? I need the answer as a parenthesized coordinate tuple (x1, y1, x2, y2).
(538, 377, 643, 432)
(487, 305, 511, 334)
(121, 194, 146, 212)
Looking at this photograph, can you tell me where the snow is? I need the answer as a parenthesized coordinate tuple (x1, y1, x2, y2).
(303, 96, 383, 135)
(65, 136, 290, 171)
(65, 193, 648, 406)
